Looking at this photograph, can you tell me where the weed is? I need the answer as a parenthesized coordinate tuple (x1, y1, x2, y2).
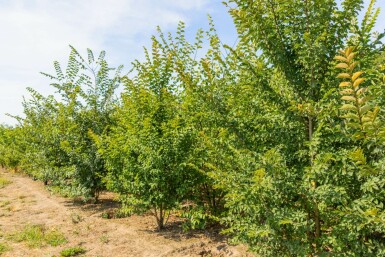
(10, 224, 67, 248)
(70, 213, 83, 224)
(60, 246, 86, 257)
(45, 229, 68, 247)
(0, 201, 10, 208)
(72, 228, 80, 236)
(100, 234, 109, 244)
(0, 242, 11, 255)
(0, 177, 11, 189)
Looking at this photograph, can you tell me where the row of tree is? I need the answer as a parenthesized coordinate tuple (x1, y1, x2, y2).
(1, 0, 385, 255)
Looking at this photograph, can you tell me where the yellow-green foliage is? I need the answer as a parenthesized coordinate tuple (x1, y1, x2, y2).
(336, 46, 380, 139)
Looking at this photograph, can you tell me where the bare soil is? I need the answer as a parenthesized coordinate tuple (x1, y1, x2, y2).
(0, 169, 251, 257)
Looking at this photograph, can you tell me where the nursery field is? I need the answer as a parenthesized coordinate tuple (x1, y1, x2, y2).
(1, 0, 385, 256)
(0, 169, 250, 257)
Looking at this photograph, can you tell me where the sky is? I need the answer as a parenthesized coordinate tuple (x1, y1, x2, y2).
(0, 0, 384, 125)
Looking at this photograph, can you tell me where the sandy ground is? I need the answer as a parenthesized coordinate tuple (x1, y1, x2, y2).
(0, 169, 251, 257)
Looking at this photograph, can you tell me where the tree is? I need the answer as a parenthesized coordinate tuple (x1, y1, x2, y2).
(214, 0, 385, 255)
(43, 47, 122, 200)
(101, 27, 199, 229)
(10, 46, 122, 200)
(0, 125, 23, 171)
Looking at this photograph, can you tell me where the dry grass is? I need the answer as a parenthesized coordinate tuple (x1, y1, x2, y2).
(0, 177, 11, 189)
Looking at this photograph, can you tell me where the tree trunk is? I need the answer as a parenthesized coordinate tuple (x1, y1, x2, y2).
(308, 116, 321, 252)
(154, 204, 165, 230)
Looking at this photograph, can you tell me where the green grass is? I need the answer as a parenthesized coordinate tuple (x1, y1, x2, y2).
(10, 224, 67, 248)
(0, 177, 11, 189)
(60, 246, 87, 257)
(0, 242, 11, 255)
(45, 229, 68, 247)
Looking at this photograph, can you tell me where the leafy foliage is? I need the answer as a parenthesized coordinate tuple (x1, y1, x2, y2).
(100, 23, 225, 229)
(336, 46, 381, 139)
(0, 0, 385, 255)
(213, 0, 385, 256)
(2, 46, 122, 200)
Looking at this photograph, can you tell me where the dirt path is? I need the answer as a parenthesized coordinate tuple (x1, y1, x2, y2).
(0, 169, 250, 257)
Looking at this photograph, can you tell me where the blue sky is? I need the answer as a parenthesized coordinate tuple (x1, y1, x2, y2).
(0, 0, 384, 125)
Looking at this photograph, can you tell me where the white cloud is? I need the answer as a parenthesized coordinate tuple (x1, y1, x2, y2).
(163, 0, 210, 10)
(0, 0, 212, 125)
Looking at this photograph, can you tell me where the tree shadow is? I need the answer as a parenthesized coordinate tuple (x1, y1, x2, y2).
(63, 192, 121, 217)
(142, 216, 227, 244)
